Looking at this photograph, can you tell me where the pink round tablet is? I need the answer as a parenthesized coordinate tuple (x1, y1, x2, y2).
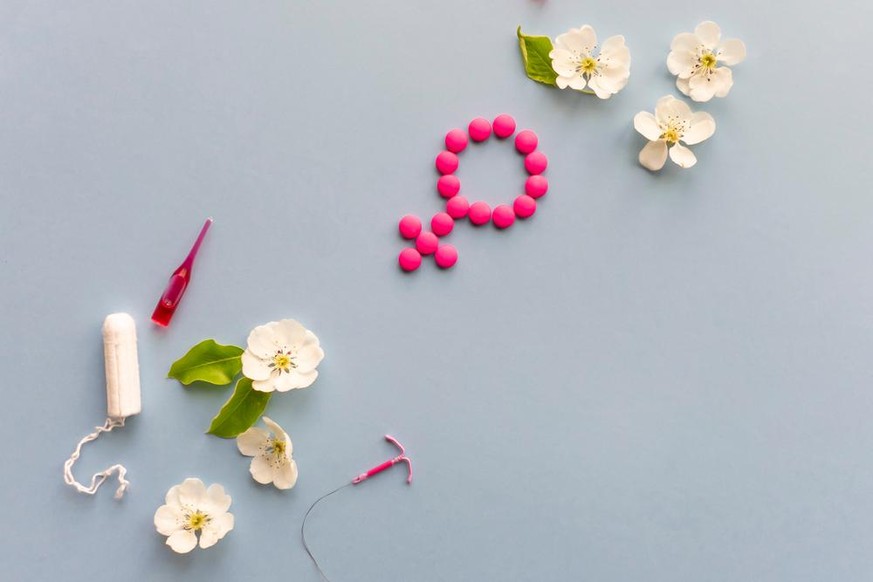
(445, 128, 468, 153)
(525, 151, 548, 175)
(525, 175, 549, 198)
(435, 151, 459, 175)
(515, 130, 538, 154)
(513, 195, 537, 219)
(415, 231, 439, 255)
(398, 248, 422, 272)
(492, 114, 516, 139)
(437, 175, 461, 198)
(398, 214, 422, 239)
(468, 201, 492, 226)
(492, 204, 515, 229)
(468, 117, 492, 142)
(434, 244, 458, 269)
(431, 212, 454, 237)
(446, 195, 470, 219)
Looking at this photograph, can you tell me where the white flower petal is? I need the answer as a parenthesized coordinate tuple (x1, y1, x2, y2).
(667, 47, 697, 77)
(565, 74, 588, 91)
(245, 323, 282, 358)
(688, 68, 731, 102)
(250, 454, 275, 484)
(154, 505, 183, 536)
(166, 530, 198, 554)
(587, 76, 615, 99)
(176, 478, 207, 507)
(671, 32, 700, 53)
(273, 319, 307, 348)
(295, 343, 324, 373)
(203, 483, 232, 514)
(639, 140, 668, 171)
(272, 369, 314, 392)
(655, 95, 691, 125)
(634, 112, 662, 141)
(549, 49, 578, 76)
(555, 25, 597, 55)
(676, 76, 691, 97)
(236, 427, 268, 457)
(683, 112, 716, 145)
(200, 513, 234, 549)
(694, 21, 721, 49)
(669, 143, 697, 168)
(261, 417, 291, 451)
(277, 369, 318, 392)
(251, 376, 277, 393)
(717, 38, 746, 66)
(241, 350, 272, 381)
(555, 76, 571, 89)
(712, 67, 734, 98)
(273, 460, 299, 490)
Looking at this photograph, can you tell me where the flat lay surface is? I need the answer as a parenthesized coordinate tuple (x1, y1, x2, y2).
(2, 1, 872, 580)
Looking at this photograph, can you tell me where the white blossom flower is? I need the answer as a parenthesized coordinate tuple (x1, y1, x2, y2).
(667, 21, 746, 102)
(549, 25, 630, 99)
(236, 416, 299, 490)
(634, 95, 716, 171)
(153, 478, 234, 553)
(241, 319, 324, 392)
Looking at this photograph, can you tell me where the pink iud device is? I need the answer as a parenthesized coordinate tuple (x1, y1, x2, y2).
(151, 218, 212, 327)
(352, 435, 413, 485)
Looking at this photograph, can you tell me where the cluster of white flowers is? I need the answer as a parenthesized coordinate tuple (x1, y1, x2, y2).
(155, 320, 320, 553)
(547, 21, 745, 172)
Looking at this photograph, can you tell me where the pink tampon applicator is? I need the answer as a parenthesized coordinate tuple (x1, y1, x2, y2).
(151, 218, 212, 327)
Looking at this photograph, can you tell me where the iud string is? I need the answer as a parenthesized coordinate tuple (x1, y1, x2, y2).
(301, 435, 413, 581)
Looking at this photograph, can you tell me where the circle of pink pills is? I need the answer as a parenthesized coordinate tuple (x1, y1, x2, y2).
(398, 115, 548, 271)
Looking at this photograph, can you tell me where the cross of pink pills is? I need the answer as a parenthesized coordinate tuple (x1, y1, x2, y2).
(397, 114, 549, 271)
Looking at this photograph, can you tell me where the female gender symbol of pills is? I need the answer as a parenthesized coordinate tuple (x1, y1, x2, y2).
(397, 114, 549, 271)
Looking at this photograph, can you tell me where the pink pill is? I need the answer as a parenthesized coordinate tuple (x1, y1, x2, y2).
(515, 130, 538, 154)
(445, 128, 468, 153)
(437, 175, 461, 198)
(513, 195, 537, 219)
(492, 204, 515, 229)
(434, 244, 458, 269)
(525, 175, 549, 198)
(435, 151, 459, 175)
(468, 201, 492, 226)
(492, 114, 516, 139)
(446, 195, 470, 219)
(431, 212, 454, 237)
(468, 117, 492, 142)
(415, 231, 439, 255)
(525, 151, 548, 175)
(398, 214, 422, 239)
(398, 248, 422, 272)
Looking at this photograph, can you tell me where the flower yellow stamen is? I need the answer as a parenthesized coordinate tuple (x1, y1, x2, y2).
(661, 128, 681, 144)
(270, 350, 296, 374)
(185, 510, 210, 532)
(699, 52, 717, 70)
(578, 56, 598, 75)
(270, 438, 286, 458)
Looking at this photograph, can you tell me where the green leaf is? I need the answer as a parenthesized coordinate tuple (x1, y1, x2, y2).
(168, 339, 244, 386)
(517, 26, 558, 86)
(207, 377, 272, 438)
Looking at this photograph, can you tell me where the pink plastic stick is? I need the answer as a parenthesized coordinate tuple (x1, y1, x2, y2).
(352, 435, 413, 485)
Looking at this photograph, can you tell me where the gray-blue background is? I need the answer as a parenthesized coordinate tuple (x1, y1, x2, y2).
(2, 1, 872, 580)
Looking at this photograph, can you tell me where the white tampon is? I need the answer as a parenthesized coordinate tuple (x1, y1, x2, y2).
(103, 313, 142, 420)
(63, 313, 142, 499)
